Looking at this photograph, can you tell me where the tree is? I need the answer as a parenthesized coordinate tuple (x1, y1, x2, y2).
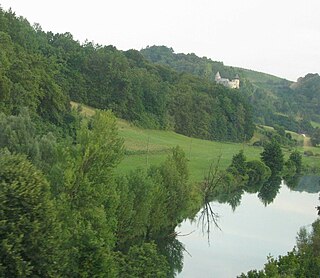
(260, 140, 284, 176)
(54, 110, 124, 276)
(229, 150, 247, 176)
(288, 150, 302, 175)
(117, 242, 170, 278)
(0, 152, 60, 277)
(246, 160, 271, 190)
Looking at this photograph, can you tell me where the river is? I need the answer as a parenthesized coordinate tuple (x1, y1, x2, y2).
(175, 177, 320, 277)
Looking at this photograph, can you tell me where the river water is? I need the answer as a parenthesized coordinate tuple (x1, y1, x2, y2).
(176, 177, 320, 277)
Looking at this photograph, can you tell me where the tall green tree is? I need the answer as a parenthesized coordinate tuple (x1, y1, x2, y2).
(260, 140, 284, 176)
(0, 152, 60, 277)
(54, 110, 124, 277)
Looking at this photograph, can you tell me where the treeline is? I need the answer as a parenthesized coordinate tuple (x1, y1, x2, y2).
(0, 8, 254, 142)
(141, 46, 319, 137)
(0, 109, 198, 277)
(203, 140, 303, 210)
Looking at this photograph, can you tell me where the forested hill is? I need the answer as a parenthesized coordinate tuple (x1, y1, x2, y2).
(141, 46, 320, 134)
(0, 8, 254, 142)
(140, 45, 291, 87)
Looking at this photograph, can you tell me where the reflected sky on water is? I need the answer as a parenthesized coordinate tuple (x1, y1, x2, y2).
(176, 182, 319, 278)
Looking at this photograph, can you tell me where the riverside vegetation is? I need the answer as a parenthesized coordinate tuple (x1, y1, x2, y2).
(0, 7, 320, 277)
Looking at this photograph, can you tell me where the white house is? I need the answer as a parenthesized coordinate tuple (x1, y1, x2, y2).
(215, 72, 240, 89)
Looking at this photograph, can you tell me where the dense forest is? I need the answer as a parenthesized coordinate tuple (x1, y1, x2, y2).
(0, 8, 254, 143)
(0, 8, 202, 277)
(141, 46, 319, 136)
(0, 7, 319, 277)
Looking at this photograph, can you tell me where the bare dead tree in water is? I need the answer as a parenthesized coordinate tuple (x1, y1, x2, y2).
(198, 155, 224, 244)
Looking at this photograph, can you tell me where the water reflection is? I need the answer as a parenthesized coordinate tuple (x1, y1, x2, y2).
(258, 175, 282, 206)
(292, 175, 320, 193)
(169, 175, 320, 277)
(156, 235, 185, 277)
(175, 175, 319, 277)
(211, 175, 283, 210)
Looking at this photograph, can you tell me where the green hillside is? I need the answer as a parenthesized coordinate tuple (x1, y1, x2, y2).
(140, 45, 291, 88)
(0, 9, 254, 143)
(141, 46, 319, 135)
(72, 102, 320, 182)
(1, 7, 320, 277)
(118, 119, 320, 181)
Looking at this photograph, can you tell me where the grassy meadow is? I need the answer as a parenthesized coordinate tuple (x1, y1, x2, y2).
(71, 102, 320, 182)
(117, 119, 263, 182)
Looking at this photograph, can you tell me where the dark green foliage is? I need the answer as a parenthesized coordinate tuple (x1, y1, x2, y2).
(260, 140, 284, 176)
(115, 169, 154, 245)
(290, 73, 320, 122)
(0, 9, 254, 142)
(254, 125, 299, 148)
(54, 111, 124, 276)
(229, 150, 247, 176)
(141, 46, 319, 136)
(0, 109, 40, 162)
(283, 150, 302, 185)
(117, 242, 170, 278)
(0, 10, 69, 124)
(0, 96, 193, 277)
(168, 74, 254, 141)
(0, 152, 60, 277)
(288, 150, 302, 174)
(246, 160, 271, 190)
(311, 127, 320, 146)
(258, 176, 282, 205)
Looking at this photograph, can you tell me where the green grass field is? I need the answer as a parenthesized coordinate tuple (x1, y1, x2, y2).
(117, 119, 263, 181)
(71, 102, 320, 182)
(311, 121, 320, 128)
(118, 120, 320, 182)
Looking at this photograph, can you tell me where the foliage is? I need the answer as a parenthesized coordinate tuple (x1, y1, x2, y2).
(0, 103, 197, 276)
(288, 150, 302, 175)
(0, 152, 60, 277)
(141, 46, 319, 136)
(51, 110, 124, 276)
(0, 7, 319, 277)
(246, 160, 271, 189)
(311, 127, 320, 146)
(260, 140, 284, 176)
(0, 9, 254, 142)
(117, 242, 170, 278)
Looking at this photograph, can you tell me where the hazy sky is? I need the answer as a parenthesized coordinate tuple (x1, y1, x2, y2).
(1, 0, 320, 81)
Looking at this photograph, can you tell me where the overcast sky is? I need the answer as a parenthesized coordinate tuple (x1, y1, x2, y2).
(1, 0, 320, 81)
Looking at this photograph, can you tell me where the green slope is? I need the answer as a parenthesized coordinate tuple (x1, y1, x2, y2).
(117, 119, 261, 182)
(72, 102, 320, 182)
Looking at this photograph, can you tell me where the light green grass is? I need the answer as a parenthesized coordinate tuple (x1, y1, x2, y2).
(117, 119, 263, 182)
(70, 102, 320, 182)
(311, 121, 320, 128)
(70, 101, 96, 117)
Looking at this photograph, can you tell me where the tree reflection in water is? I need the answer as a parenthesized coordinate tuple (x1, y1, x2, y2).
(197, 173, 301, 243)
(170, 173, 317, 276)
(198, 201, 221, 244)
(258, 175, 282, 205)
(156, 232, 187, 277)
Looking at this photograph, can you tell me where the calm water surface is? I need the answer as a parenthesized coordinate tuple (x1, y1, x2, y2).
(176, 180, 319, 278)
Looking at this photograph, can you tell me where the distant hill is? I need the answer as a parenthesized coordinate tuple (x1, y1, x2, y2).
(140, 45, 292, 90)
(141, 46, 319, 134)
(0, 8, 254, 143)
